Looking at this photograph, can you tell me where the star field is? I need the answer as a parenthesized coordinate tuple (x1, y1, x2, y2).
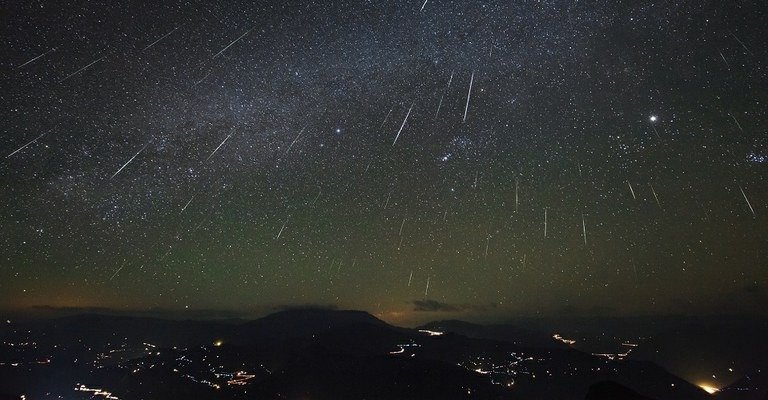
(1, 0, 766, 323)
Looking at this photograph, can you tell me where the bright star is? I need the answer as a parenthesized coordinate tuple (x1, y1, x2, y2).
(649, 115, 658, 122)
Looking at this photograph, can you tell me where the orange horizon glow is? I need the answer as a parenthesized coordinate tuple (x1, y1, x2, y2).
(698, 383, 720, 394)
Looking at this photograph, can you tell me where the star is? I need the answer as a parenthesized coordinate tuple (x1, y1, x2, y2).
(0, 0, 764, 327)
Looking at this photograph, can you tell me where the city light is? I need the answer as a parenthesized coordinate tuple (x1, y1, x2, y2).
(698, 383, 719, 394)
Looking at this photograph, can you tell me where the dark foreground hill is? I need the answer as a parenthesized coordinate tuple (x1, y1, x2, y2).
(0, 309, 715, 400)
(586, 381, 657, 400)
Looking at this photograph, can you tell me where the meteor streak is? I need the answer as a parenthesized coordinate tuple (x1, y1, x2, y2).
(463, 71, 474, 122)
(392, 103, 414, 146)
(110, 143, 149, 180)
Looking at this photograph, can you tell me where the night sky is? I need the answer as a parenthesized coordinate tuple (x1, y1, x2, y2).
(2, 0, 766, 324)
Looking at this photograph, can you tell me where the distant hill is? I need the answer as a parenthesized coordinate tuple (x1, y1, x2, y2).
(0, 309, 721, 400)
(234, 308, 395, 341)
(628, 316, 768, 389)
(715, 367, 768, 400)
(0, 313, 236, 348)
(418, 319, 568, 349)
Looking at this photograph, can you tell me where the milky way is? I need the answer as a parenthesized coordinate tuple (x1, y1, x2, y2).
(2, 0, 766, 322)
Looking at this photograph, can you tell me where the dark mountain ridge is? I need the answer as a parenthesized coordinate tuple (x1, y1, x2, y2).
(0, 309, 721, 400)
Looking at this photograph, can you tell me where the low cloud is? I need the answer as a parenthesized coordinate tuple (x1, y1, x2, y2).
(273, 303, 339, 312)
(412, 300, 495, 313)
